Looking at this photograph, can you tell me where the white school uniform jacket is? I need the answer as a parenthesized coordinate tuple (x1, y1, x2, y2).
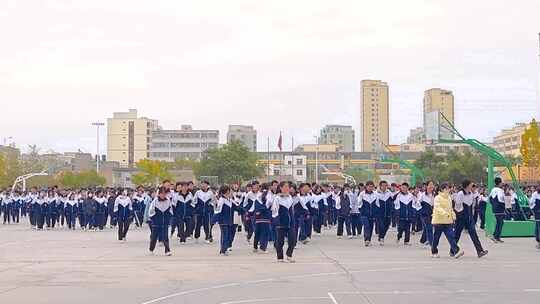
(454, 190, 474, 213)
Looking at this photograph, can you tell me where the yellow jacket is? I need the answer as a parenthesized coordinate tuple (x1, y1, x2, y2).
(432, 192, 456, 224)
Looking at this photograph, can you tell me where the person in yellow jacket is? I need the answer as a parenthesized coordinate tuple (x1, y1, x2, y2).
(431, 183, 464, 259)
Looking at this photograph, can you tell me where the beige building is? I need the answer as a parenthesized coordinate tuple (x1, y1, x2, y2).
(423, 88, 455, 140)
(319, 125, 355, 152)
(107, 109, 159, 168)
(492, 122, 535, 157)
(361, 80, 389, 152)
(227, 125, 257, 152)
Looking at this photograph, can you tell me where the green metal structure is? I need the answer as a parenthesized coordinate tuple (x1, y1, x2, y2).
(379, 144, 425, 187)
(438, 114, 534, 237)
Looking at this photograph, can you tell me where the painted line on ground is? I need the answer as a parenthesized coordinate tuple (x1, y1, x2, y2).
(219, 296, 330, 304)
(327, 292, 339, 304)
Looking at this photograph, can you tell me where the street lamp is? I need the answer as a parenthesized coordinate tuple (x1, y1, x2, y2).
(314, 135, 319, 184)
(92, 122, 105, 172)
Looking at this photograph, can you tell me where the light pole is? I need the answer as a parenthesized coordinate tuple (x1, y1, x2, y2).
(314, 135, 319, 184)
(92, 122, 105, 172)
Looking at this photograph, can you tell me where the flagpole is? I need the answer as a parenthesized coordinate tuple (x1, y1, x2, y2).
(267, 137, 270, 183)
(291, 137, 294, 182)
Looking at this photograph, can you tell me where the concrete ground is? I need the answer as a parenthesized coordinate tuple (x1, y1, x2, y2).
(1, 222, 539, 304)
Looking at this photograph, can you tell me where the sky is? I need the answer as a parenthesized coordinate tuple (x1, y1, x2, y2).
(1, 0, 539, 155)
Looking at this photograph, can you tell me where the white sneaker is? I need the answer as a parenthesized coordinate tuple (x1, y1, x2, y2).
(277, 259, 285, 263)
(286, 256, 296, 263)
(165, 252, 172, 256)
(348, 235, 354, 239)
(454, 250, 465, 259)
(260, 250, 269, 254)
(147, 251, 154, 256)
(337, 236, 343, 239)
(431, 253, 440, 258)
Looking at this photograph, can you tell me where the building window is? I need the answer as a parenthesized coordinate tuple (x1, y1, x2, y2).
(296, 169, 303, 176)
(296, 159, 303, 165)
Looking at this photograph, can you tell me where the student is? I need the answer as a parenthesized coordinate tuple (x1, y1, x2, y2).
(173, 182, 195, 243)
(529, 186, 540, 249)
(453, 180, 489, 258)
(250, 182, 272, 253)
(64, 193, 78, 230)
(194, 181, 215, 243)
(418, 181, 435, 247)
(336, 185, 352, 239)
(348, 185, 361, 238)
(107, 191, 117, 228)
(148, 187, 173, 256)
(359, 181, 379, 246)
(431, 183, 464, 259)
(243, 182, 258, 244)
(489, 177, 506, 243)
(272, 181, 297, 263)
(328, 186, 339, 228)
(82, 191, 97, 230)
(377, 181, 393, 245)
(2, 192, 12, 224)
(214, 185, 239, 255)
(231, 182, 245, 250)
(311, 185, 324, 235)
(34, 191, 47, 230)
(95, 191, 108, 230)
(114, 189, 133, 241)
(46, 191, 59, 229)
(394, 183, 415, 245)
(296, 183, 311, 244)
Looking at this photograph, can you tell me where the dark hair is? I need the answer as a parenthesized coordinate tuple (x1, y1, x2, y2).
(201, 180, 210, 185)
(365, 181, 375, 187)
(440, 183, 450, 191)
(401, 182, 409, 188)
(379, 180, 388, 186)
(219, 185, 230, 197)
(461, 179, 472, 190)
(494, 177, 502, 186)
(277, 181, 290, 193)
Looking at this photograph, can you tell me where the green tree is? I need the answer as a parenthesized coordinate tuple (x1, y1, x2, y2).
(344, 166, 377, 184)
(20, 144, 45, 174)
(194, 140, 263, 184)
(415, 150, 487, 185)
(59, 171, 106, 188)
(131, 159, 172, 187)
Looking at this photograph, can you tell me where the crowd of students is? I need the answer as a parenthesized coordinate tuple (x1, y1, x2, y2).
(1, 177, 539, 261)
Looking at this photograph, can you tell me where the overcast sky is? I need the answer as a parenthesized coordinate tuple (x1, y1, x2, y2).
(1, 0, 539, 155)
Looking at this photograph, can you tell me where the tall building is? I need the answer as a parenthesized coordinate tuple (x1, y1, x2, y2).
(226, 125, 257, 152)
(493, 122, 538, 157)
(149, 125, 219, 161)
(407, 127, 425, 144)
(423, 88, 454, 141)
(361, 80, 389, 152)
(107, 109, 159, 168)
(319, 125, 355, 152)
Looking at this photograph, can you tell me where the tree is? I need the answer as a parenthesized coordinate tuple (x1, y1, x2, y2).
(520, 119, 540, 167)
(131, 159, 172, 187)
(415, 150, 487, 185)
(344, 166, 377, 184)
(58, 171, 106, 188)
(20, 144, 45, 174)
(194, 140, 263, 184)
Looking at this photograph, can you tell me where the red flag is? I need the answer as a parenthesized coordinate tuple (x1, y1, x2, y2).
(277, 132, 283, 151)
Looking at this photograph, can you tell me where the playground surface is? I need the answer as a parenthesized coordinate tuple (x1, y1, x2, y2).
(1, 224, 539, 304)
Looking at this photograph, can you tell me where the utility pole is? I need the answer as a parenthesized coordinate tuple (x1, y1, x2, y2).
(92, 122, 105, 172)
(314, 136, 319, 184)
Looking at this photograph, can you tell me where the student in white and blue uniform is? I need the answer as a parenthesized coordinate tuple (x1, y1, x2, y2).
(529, 186, 540, 249)
(148, 187, 173, 256)
(418, 181, 435, 247)
(95, 190, 108, 230)
(489, 177, 506, 243)
(454, 180, 488, 258)
(376, 181, 393, 245)
(1, 191, 12, 224)
(214, 185, 241, 255)
(114, 189, 132, 241)
(243, 182, 260, 243)
(347, 184, 361, 238)
(34, 191, 47, 230)
(194, 181, 215, 243)
(296, 183, 311, 244)
(64, 193, 78, 229)
(394, 183, 415, 245)
(336, 185, 352, 239)
(271, 181, 296, 263)
(358, 181, 379, 246)
(249, 182, 272, 253)
(173, 182, 195, 243)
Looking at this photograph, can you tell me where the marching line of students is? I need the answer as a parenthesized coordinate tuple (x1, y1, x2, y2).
(4, 177, 540, 261)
